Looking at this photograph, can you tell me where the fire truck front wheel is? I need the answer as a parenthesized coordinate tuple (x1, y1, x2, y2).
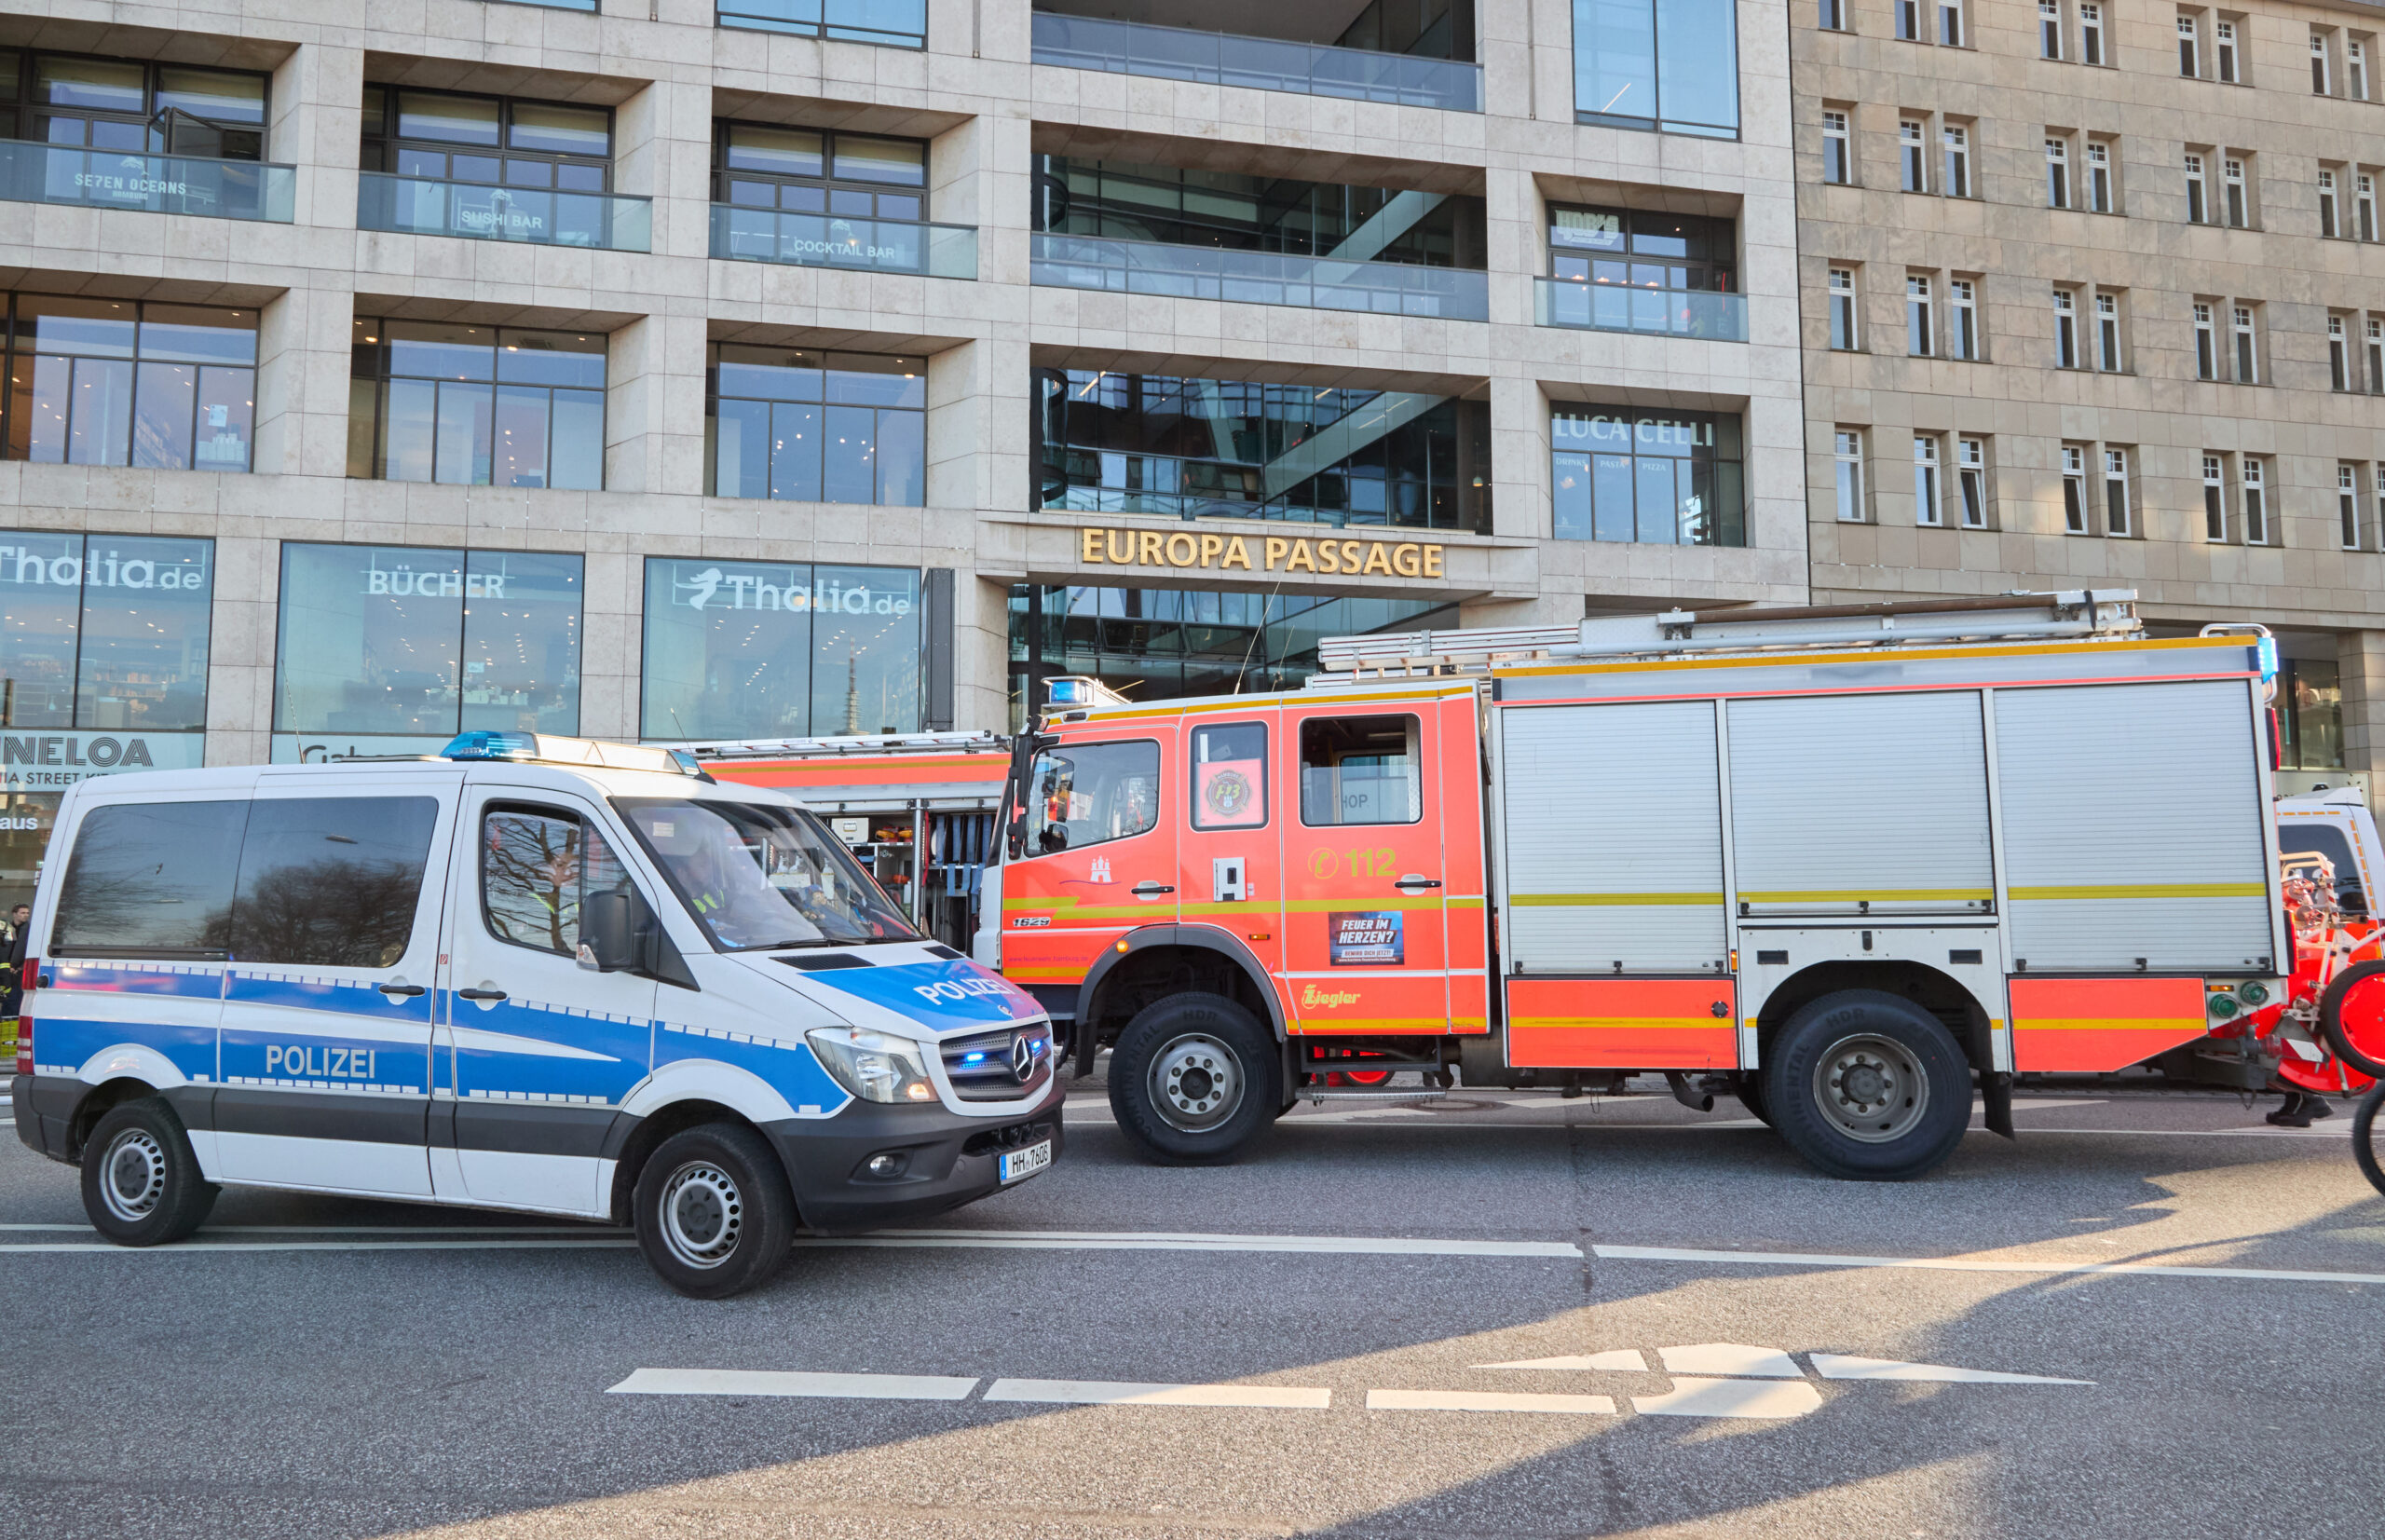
(1108, 993, 1280, 1165)
(1764, 990, 1970, 1181)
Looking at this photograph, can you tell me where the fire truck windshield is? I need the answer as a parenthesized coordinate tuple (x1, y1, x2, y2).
(1029, 741, 1161, 852)
(614, 797, 919, 951)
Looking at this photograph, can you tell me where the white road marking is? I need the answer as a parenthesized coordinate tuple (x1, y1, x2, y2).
(1288, 1105, 1441, 1125)
(1594, 1244, 2385, 1287)
(983, 1380, 1331, 1409)
(796, 1229, 1582, 1259)
(1658, 1343, 1804, 1378)
(0, 1223, 623, 1235)
(1367, 1388, 1615, 1415)
(0, 1238, 637, 1254)
(607, 1370, 978, 1400)
(1632, 1377, 1824, 1420)
(1808, 1354, 2092, 1385)
(1479, 1350, 1649, 1371)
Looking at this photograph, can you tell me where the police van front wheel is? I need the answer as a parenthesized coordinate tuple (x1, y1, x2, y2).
(1764, 990, 1971, 1181)
(80, 1097, 218, 1247)
(1110, 993, 1279, 1165)
(633, 1123, 797, 1299)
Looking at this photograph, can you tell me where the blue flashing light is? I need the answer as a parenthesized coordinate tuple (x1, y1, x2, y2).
(961, 1051, 988, 1064)
(1046, 677, 1093, 706)
(443, 730, 538, 761)
(2256, 635, 2279, 683)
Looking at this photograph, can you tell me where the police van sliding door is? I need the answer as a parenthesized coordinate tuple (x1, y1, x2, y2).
(1497, 700, 1735, 1069)
(212, 778, 457, 1196)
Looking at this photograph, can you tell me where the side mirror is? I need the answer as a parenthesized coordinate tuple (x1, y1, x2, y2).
(580, 889, 641, 972)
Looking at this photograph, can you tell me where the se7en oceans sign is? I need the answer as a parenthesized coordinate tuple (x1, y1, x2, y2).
(1328, 911, 1404, 966)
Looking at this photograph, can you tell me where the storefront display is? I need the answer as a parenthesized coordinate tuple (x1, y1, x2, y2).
(641, 560, 924, 740)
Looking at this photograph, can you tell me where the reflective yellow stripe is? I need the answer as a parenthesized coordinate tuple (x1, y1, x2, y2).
(2009, 883, 2267, 901)
(1511, 1016, 1727, 1032)
(1300, 1017, 1487, 1031)
(1512, 893, 1723, 907)
(1738, 888, 1992, 904)
(2015, 1016, 2205, 1031)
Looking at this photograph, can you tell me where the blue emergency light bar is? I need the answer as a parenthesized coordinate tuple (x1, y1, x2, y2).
(441, 730, 711, 780)
(1044, 675, 1129, 709)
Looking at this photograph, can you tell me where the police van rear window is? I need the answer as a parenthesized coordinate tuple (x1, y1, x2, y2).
(52, 799, 250, 959)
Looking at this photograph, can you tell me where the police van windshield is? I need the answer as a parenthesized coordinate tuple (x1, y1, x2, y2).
(614, 797, 917, 951)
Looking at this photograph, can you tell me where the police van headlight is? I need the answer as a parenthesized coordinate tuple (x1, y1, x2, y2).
(806, 1026, 937, 1105)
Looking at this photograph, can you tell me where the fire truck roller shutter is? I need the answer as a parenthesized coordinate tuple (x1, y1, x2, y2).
(1995, 680, 2272, 975)
(1499, 700, 1725, 974)
(1727, 691, 1993, 917)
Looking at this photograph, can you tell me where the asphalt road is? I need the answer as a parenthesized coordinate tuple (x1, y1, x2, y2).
(3, 1077, 2382, 1540)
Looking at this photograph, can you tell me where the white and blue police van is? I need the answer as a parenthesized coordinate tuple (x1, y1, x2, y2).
(9, 731, 1061, 1297)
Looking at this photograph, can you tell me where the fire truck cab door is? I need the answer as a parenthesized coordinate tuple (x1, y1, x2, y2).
(1004, 728, 1179, 988)
(1280, 702, 1450, 1033)
(1180, 712, 1284, 978)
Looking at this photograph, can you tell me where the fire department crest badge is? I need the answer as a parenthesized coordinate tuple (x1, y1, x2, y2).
(1206, 769, 1254, 820)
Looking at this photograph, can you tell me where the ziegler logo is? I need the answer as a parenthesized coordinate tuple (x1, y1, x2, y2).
(1300, 985, 1360, 1009)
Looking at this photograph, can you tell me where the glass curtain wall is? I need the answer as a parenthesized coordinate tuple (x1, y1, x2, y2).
(2, 295, 257, 470)
(272, 543, 583, 738)
(348, 320, 606, 489)
(1034, 156, 1483, 267)
(1572, 0, 1739, 137)
(705, 345, 927, 505)
(1036, 370, 1491, 531)
(1006, 585, 1454, 726)
(640, 560, 922, 740)
(1551, 406, 1745, 545)
(0, 530, 213, 729)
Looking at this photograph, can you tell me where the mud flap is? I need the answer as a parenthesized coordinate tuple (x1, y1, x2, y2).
(1982, 1070, 2014, 1139)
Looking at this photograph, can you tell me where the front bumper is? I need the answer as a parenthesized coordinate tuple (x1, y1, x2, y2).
(763, 1075, 1067, 1233)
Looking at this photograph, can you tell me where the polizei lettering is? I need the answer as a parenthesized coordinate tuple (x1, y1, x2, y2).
(264, 1045, 378, 1081)
(912, 976, 1018, 1007)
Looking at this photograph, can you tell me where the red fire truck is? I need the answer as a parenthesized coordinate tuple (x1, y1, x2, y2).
(982, 592, 2330, 1180)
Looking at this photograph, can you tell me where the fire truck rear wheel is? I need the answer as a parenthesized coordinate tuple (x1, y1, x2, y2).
(1764, 990, 1970, 1181)
(1109, 992, 1279, 1165)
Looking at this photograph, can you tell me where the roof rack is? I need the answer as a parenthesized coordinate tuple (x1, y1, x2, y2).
(1314, 591, 2144, 678)
(664, 731, 1009, 762)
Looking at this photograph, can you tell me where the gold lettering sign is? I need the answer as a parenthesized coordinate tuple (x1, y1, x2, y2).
(1079, 527, 1444, 580)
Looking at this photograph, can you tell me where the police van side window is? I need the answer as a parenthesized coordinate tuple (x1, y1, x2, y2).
(1192, 722, 1267, 830)
(1029, 741, 1160, 852)
(221, 797, 441, 967)
(51, 799, 251, 959)
(2282, 823, 2367, 916)
(1300, 715, 1422, 826)
(483, 807, 626, 956)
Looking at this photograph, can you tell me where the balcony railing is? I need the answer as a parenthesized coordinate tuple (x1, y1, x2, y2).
(1535, 277, 1748, 342)
(358, 172, 652, 252)
(1032, 233, 1484, 320)
(1030, 12, 1480, 112)
(711, 205, 976, 278)
(717, 0, 927, 47)
(0, 140, 294, 222)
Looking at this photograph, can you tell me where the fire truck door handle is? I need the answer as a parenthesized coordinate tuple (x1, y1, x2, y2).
(1395, 875, 1442, 890)
(1132, 881, 1175, 895)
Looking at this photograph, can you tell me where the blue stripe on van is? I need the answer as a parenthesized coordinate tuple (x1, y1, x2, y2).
(800, 957, 1043, 1030)
(35, 1015, 217, 1083)
(48, 963, 225, 1001)
(655, 1020, 849, 1113)
(448, 995, 649, 1107)
(226, 971, 435, 1025)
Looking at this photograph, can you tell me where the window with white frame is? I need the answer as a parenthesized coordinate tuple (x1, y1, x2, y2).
(2377, 465, 2385, 546)
(2041, 0, 2063, 59)
(2046, 136, 2071, 207)
(2321, 169, 2342, 238)
(2341, 464, 2363, 550)
(1907, 274, 1934, 356)
(1940, 0, 1963, 47)
(1829, 268, 1860, 349)
(2370, 316, 2385, 393)
(2223, 156, 2248, 226)
(2357, 174, 2378, 242)
(2185, 152, 2209, 223)
(1950, 278, 1979, 359)
(2053, 288, 2079, 368)
(2194, 302, 2219, 377)
(2233, 304, 2258, 382)
(1914, 436, 1942, 525)
(2242, 456, 2269, 543)
(1942, 124, 1970, 196)
(2351, 38, 2371, 100)
(1819, 0, 1846, 29)
(2216, 19, 2238, 82)
(1897, 0, 1922, 41)
(2087, 141, 2114, 211)
(2331, 315, 2352, 390)
(1822, 111, 1851, 184)
(2080, 3, 2105, 64)
(1957, 437, 1987, 525)
(2203, 454, 2228, 540)
(1901, 119, 1928, 191)
(1834, 430, 1866, 521)
(2103, 447, 2132, 536)
(2314, 33, 2334, 95)
(2062, 444, 2090, 533)
(2095, 292, 2123, 371)
(2178, 13, 2200, 76)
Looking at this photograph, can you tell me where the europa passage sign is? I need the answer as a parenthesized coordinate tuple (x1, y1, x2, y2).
(1078, 528, 1445, 579)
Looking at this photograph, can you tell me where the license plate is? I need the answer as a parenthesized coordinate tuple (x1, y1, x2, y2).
(998, 1139, 1052, 1183)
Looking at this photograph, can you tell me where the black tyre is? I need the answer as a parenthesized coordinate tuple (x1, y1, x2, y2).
(633, 1123, 797, 1299)
(2319, 961, 2385, 1080)
(1736, 1072, 1774, 1127)
(80, 1097, 217, 1247)
(1763, 989, 1971, 1180)
(2354, 1082, 2385, 1199)
(1108, 991, 1280, 1165)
